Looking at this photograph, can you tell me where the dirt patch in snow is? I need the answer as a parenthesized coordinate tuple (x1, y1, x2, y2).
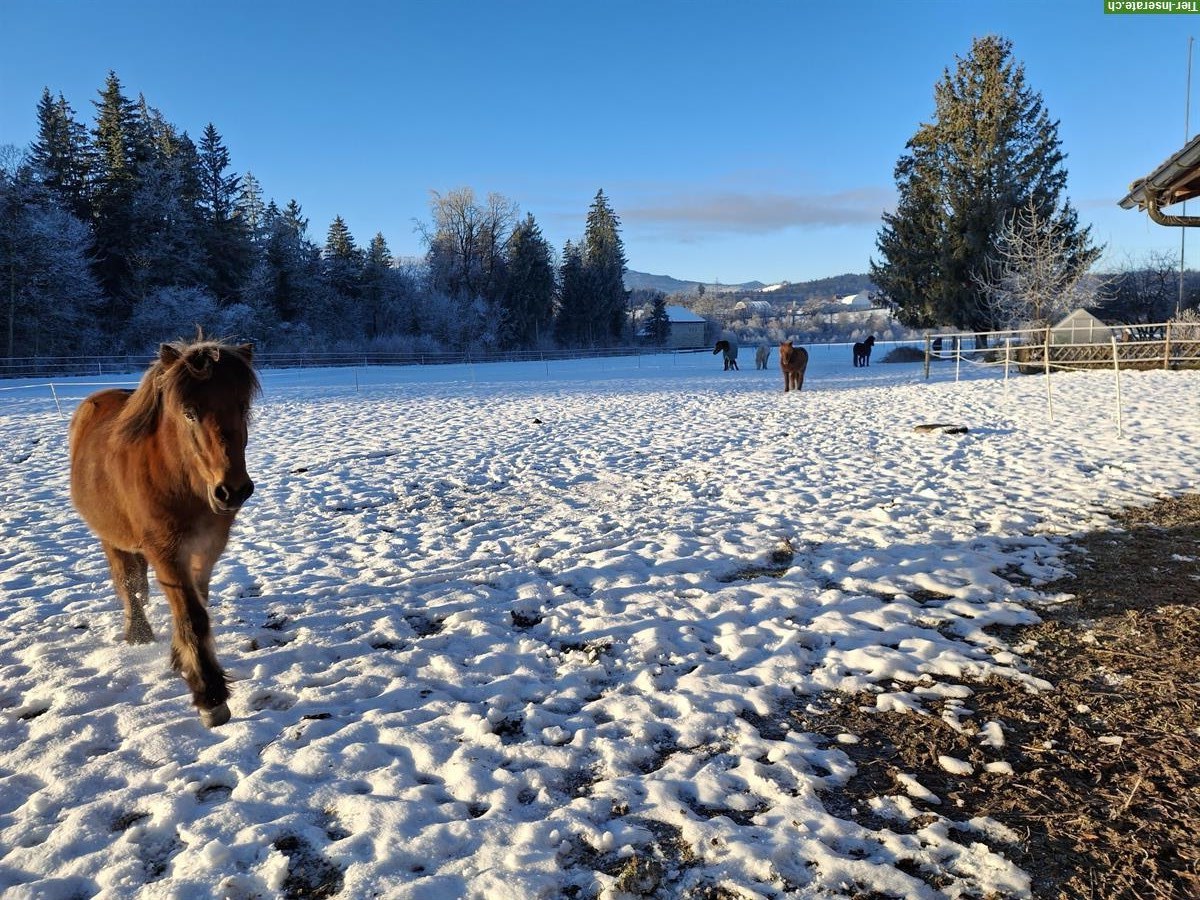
(794, 493, 1200, 899)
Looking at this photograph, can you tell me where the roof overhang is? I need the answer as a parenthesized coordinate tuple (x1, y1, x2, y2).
(1120, 132, 1200, 226)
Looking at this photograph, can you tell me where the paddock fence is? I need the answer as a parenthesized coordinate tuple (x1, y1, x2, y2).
(921, 320, 1200, 379)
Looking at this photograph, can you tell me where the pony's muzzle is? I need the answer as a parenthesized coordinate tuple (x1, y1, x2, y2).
(212, 480, 254, 512)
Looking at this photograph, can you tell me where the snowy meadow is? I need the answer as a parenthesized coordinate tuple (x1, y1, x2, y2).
(1, 346, 1198, 899)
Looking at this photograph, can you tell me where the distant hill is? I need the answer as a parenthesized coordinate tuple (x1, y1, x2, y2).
(625, 270, 873, 301)
(624, 271, 764, 294)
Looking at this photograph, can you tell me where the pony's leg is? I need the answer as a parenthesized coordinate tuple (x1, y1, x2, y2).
(151, 555, 230, 727)
(102, 542, 154, 644)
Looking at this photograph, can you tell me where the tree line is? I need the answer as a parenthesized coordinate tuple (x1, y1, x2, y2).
(1, 72, 631, 358)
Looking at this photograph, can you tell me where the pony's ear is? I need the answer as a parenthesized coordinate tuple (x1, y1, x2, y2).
(159, 344, 182, 365)
(237, 343, 254, 362)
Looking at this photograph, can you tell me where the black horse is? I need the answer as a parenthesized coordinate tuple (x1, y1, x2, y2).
(852, 335, 875, 368)
(714, 339, 739, 371)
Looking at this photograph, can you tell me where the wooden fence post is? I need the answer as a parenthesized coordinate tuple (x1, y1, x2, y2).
(924, 333, 931, 380)
(1111, 335, 1123, 437)
(1044, 326, 1053, 421)
(1164, 320, 1172, 370)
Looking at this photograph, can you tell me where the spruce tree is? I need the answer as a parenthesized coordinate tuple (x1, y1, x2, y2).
(871, 36, 1096, 334)
(90, 71, 148, 318)
(644, 292, 671, 345)
(582, 189, 628, 344)
(501, 213, 555, 349)
(197, 123, 251, 303)
(30, 89, 93, 221)
(555, 240, 589, 346)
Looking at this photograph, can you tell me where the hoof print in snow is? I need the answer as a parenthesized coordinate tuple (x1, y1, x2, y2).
(318, 807, 351, 842)
(510, 608, 543, 629)
(718, 538, 796, 582)
(249, 691, 295, 712)
(914, 423, 969, 434)
(111, 810, 150, 832)
(273, 834, 345, 900)
(196, 784, 233, 803)
(491, 715, 524, 742)
(17, 703, 50, 721)
(404, 614, 442, 638)
(370, 639, 400, 651)
(262, 613, 290, 631)
(142, 835, 183, 881)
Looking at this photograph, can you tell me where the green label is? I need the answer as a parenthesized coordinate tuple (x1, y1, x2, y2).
(1105, 0, 1199, 11)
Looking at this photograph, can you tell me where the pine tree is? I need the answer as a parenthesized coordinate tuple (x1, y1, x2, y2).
(555, 240, 589, 346)
(501, 213, 555, 348)
(871, 36, 1096, 334)
(360, 231, 392, 338)
(237, 172, 268, 246)
(197, 123, 251, 303)
(582, 189, 629, 344)
(90, 71, 149, 317)
(644, 292, 671, 345)
(29, 89, 93, 221)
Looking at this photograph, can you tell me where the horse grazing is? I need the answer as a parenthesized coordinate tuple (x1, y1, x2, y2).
(853, 335, 876, 368)
(69, 337, 259, 727)
(713, 339, 739, 371)
(755, 344, 771, 369)
(779, 341, 809, 392)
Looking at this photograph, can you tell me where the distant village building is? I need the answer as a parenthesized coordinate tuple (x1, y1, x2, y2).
(733, 299, 773, 317)
(834, 291, 874, 312)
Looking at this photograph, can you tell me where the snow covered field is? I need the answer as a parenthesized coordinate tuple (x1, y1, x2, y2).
(1, 348, 1197, 899)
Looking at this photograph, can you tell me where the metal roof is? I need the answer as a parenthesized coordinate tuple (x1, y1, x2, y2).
(1120, 131, 1200, 212)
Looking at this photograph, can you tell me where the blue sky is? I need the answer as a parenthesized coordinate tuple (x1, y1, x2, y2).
(1, 0, 1196, 284)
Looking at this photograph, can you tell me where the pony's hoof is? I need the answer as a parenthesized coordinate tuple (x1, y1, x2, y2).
(200, 703, 231, 728)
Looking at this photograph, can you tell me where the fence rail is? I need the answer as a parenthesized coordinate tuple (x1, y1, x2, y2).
(924, 320, 1200, 376)
(0, 345, 706, 381)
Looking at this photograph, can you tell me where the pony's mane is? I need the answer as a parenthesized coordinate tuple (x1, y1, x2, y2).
(117, 339, 260, 441)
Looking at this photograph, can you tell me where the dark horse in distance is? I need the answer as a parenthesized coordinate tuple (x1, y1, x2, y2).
(853, 335, 875, 368)
(714, 339, 739, 371)
(69, 336, 260, 727)
(779, 341, 809, 392)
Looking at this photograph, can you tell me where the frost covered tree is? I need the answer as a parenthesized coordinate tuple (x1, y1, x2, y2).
(973, 200, 1102, 330)
(423, 187, 516, 303)
(872, 36, 1096, 335)
(0, 155, 103, 356)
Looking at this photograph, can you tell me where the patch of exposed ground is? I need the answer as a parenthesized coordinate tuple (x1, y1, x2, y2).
(792, 494, 1200, 899)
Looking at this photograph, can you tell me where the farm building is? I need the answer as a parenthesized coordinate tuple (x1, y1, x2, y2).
(653, 305, 707, 349)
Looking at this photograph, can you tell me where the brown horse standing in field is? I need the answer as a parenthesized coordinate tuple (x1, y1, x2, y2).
(779, 341, 809, 392)
(69, 337, 259, 727)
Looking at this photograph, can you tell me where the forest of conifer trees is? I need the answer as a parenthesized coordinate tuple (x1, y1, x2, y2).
(0, 72, 633, 360)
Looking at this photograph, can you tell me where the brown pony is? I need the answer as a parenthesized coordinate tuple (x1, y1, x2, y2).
(69, 337, 259, 727)
(779, 341, 809, 392)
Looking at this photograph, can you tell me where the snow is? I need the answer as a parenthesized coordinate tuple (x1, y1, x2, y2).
(1, 346, 1197, 898)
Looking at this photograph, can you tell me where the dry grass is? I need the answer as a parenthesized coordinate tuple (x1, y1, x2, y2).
(793, 494, 1200, 899)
